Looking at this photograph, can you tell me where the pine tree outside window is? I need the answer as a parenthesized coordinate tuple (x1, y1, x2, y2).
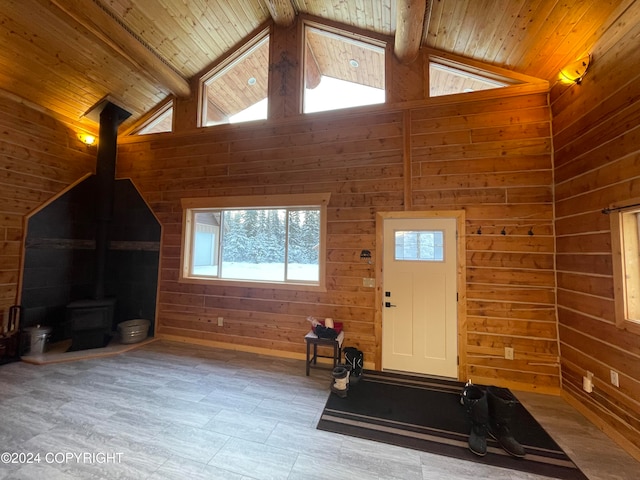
(181, 194, 329, 290)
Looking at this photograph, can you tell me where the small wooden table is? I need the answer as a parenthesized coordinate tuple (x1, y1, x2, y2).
(305, 330, 344, 376)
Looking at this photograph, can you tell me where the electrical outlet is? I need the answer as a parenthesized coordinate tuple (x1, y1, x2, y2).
(217, 317, 224, 327)
(504, 347, 514, 360)
(610, 370, 620, 387)
(583, 371, 594, 393)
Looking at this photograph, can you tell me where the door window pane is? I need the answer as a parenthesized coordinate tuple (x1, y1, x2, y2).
(395, 230, 444, 261)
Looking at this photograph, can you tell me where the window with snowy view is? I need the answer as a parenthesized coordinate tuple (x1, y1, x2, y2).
(181, 194, 329, 289)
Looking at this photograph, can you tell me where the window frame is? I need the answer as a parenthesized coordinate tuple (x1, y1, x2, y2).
(131, 99, 174, 136)
(426, 51, 537, 99)
(180, 193, 330, 291)
(197, 27, 271, 128)
(394, 230, 445, 262)
(301, 19, 388, 115)
(610, 198, 640, 335)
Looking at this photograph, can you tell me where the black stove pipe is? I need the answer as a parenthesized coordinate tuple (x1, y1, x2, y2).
(93, 101, 130, 300)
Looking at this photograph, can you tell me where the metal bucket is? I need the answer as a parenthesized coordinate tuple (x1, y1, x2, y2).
(117, 319, 150, 344)
(23, 325, 52, 355)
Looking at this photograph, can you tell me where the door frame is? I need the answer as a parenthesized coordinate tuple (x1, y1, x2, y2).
(374, 210, 467, 380)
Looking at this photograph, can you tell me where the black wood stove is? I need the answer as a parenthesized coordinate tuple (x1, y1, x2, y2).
(66, 100, 131, 351)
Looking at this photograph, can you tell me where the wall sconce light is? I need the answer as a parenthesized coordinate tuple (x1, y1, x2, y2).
(360, 249, 372, 264)
(559, 54, 591, 85)
(78, 132, 96, 145)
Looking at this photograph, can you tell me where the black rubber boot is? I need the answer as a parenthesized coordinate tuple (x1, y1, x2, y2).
(487, 386, 526, 458)
(343, 347, 363, 383)
(330, 365, 349, 398)
(461, 383, 489, 456)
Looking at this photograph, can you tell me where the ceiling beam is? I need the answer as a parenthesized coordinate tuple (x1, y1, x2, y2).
(395, 0, 428, 64)
(50, 0, 191, 98)
(263, 0, 296, 27)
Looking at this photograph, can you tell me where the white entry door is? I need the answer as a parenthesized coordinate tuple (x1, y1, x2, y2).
(382, 217, 458, 378)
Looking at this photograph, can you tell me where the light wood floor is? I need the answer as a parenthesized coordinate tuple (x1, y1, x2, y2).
(0, 340, 637, 479)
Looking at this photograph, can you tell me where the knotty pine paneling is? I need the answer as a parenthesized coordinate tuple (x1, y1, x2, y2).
(118, 109, 403, 363)
(0, 94, 95, 325)
(410, 93, 557, 392)
(551, 0, 640, 455)
(118, 86, 557, 392)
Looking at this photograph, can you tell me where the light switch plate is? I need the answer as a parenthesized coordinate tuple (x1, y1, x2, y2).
(610, 370, 619, 387)
(362, 278, 375, 288)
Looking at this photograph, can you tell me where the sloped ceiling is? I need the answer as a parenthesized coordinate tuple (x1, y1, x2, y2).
(0, 0, 632, 133)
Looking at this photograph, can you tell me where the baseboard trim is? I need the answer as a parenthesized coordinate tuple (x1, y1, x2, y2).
(155, 334, 376, 370)
(470, 375, 560, 396)
(21, 337, 157, 365)
(561, 390, 640, 463)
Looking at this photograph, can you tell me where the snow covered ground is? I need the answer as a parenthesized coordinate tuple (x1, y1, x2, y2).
(192, 262, 318, 282)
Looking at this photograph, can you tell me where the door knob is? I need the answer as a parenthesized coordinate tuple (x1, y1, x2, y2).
(385, 302, 396, 308)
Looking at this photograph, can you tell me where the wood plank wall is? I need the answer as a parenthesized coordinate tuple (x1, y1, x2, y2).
(551, 0, 640, 456)
(118, 109, 404, 361)
(117, 84, 557, 393)
(409, 94, 558, 392)
(0, 94, 95, 330)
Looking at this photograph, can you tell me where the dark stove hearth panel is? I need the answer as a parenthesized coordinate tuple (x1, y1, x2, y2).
(65, 298, 115, 351)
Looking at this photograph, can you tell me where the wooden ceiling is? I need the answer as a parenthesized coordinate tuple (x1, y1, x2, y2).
(0, 0, 631, 133)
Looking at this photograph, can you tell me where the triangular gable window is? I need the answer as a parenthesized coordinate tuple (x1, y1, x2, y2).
(200, 32, 269, 126)
(429, 57, 519, 97)
(135, 101, 174, 135)
(303, 24, 385, 114)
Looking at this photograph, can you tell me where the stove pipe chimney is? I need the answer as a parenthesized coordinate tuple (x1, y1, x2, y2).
(92, 101, 131, 300)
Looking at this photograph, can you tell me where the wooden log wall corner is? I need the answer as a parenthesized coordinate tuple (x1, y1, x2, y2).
(551, 0, 640, 457)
